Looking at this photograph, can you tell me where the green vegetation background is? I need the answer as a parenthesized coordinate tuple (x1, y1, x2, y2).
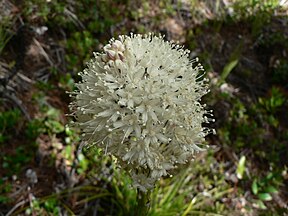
(0, 0, 287, 215)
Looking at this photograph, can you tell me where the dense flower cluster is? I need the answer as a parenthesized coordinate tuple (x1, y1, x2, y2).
(70, 33, 214, 191)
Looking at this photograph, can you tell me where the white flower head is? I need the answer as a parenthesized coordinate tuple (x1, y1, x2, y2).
(69, 33, 215, 191)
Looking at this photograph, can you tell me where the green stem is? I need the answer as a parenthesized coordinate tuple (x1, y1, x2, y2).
(136, 189, 151, 216)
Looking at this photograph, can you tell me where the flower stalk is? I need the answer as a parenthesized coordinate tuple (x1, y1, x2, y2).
(136, 189, 150, 216)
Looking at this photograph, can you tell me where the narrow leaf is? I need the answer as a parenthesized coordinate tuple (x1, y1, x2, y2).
(252, 179, 258, 195)
(258, 193, 273, 201)
(219, 59, 239, 84)
(265, 185, 278, 194)
(255, 200, 267, 210)
(236, 156, 246, 179)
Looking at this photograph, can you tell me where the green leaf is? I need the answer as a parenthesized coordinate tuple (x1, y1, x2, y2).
(236, 156, 246, 179)
(266, 172, 273, 180)
(221, 59, 239, 81)
(258, 193, 273, 201)
(0, 195, 10, 203)
(218, 41, 242, 85)
(64, 146, 72, 160)
(255, 200, 267, 209)
(252, 179, 258, 195)
(265, 185, 278, 194)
